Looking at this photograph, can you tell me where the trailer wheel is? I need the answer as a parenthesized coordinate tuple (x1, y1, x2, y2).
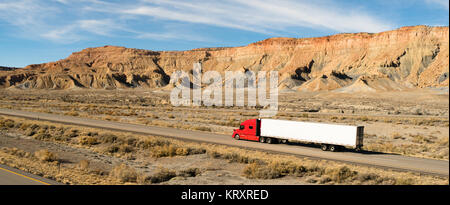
(235, 134, 240, 140)
(266, 138, 273, 144)
(259, 137, 265, 143)
(321, 144, 328, 151)
(281, 139, 288, 144)
(355, 147, 361, 152)
(329, 145, 337, 152)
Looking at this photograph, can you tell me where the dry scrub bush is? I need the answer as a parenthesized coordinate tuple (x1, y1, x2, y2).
(1, 147, 32, 158)
(78, 160, 90, 171)
(178, 168, 202, 177)
(34, 149, 58, 162)
(79, 136, 99, 146)
(242, 163, 282, 179)
(325, 166, 357, 183)
(150, 144, 204, 158)
(109, 164, 138, 183)
(150, 167, 177, 183)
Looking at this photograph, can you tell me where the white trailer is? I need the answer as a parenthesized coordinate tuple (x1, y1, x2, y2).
(260, 119, 364, 151)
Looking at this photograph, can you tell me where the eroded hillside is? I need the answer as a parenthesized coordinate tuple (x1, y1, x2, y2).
(0, 25, 448, 91)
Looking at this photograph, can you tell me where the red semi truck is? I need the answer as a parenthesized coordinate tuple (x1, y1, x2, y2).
(232, 119, 364, 152)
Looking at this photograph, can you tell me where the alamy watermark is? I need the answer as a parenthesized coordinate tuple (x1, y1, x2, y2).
(170, 62, 278, 117)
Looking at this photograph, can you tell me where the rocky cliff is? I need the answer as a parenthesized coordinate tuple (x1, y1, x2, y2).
(0, 25, 448, 91)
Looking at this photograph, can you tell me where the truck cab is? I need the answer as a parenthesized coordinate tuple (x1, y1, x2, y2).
(232, 119, 260, 141)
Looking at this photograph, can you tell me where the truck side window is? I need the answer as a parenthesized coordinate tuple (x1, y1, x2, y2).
(239, 125, 244, 130)
(249, 126, 253, 129)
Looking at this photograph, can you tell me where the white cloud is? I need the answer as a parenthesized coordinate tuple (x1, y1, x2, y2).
(41, 19, 126, 42)
(41, 25, 82, 43)
(119, 0, 393, 33)
(425, 0, 449, 10)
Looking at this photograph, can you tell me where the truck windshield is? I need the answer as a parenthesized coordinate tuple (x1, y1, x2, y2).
(239, 125, 244, 130)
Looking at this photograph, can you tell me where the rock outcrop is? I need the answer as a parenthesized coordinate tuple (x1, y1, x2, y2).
(0, 25, 448, 91)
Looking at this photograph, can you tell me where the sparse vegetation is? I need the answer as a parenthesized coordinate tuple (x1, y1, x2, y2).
(109, 164, 138, 183)
(0, 87, 448, 185)
(150, 167, 177, 184)
(34, 149, 58, 162)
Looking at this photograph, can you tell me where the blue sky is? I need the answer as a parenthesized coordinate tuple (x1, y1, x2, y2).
(0, 0, 448, 67)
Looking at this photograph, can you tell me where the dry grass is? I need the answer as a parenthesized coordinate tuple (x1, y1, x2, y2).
(109, 164, 138, 183)
(149, 167, 177, 184)
(34, 149, 58, 162)
(0, 147, 118, 184)
(78, 159, 90, 171)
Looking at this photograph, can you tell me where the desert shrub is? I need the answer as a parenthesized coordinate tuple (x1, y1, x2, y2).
(63, 128, 79, 138)
(319, 176, 332, 184)
(79, 136, 99, 146)
(19, 123, 30, 130)
(410, 134, 433, 144)
(150, 167, 176, 183)
(65, 111, 79, 116)
(242, 163, 282, 179)
(1, 147, 32, 158)
(2, 119, 15, 128)
(104, 144, 133, 154)
(207, 150, 261, 164)
(78, 159, 90, 170)
(105, 144, 120, 154)
(395, 177, 415, 185)
(437, 137, 449, 146)
(99, 133, 119, 144)
(357, 173, 379, 182)
(325, 166, 357, 183)
(33, 133, 52, 141)
(137, 174, 152, 184)
(149, 143, 204, 158)
(25, 128, 36, 136)
(34, 149, 58, 162)
(359, 116, 369, 121)
(151, 145, 177, 158)
(125, 137, 137, 146)
(119, 144, 133, 153)
(193, 126, 212, 132)
(136, 138, 170, 149)
(109, 164, 137, 183)
(273, 162, 308, 177)
(178, 168, 202, 177)
(392, 132, 402, 139)
(29, 124, 40, 130)
(175, 147, 189, 156)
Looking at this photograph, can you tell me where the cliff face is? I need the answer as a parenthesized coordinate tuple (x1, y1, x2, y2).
(0, 25, 448, 91)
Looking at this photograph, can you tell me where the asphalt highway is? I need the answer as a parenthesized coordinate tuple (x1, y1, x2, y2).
(0, 164, 60, 185)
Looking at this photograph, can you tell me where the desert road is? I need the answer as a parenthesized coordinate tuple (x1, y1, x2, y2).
(0, 108, 448, 178)
(0, 164, 60, 185)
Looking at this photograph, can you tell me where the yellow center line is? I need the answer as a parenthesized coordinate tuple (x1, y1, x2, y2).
(0, 166, 51, 185)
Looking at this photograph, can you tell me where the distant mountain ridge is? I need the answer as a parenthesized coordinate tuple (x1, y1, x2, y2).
(0, 25, 448, 91)
(0, 66, 21, 71)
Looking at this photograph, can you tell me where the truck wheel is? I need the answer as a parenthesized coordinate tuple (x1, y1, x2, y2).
(266, 138, 273, 144)
(321, 144, 328, 151)
(355, 147, 361, 152)
(281, 139, 288, 144)
(235, 134, 240, 140)
(329, 145, 338, 152)
(259, 137, 265, 143)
